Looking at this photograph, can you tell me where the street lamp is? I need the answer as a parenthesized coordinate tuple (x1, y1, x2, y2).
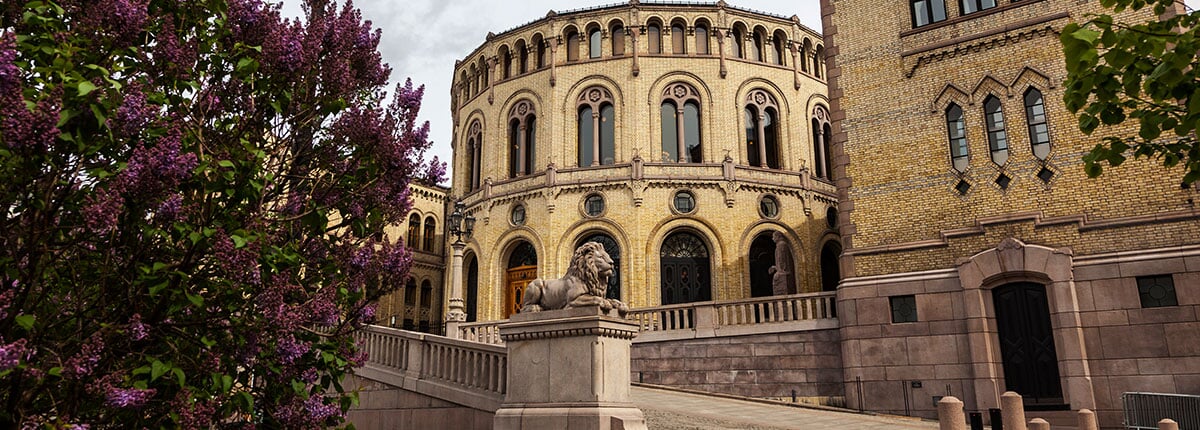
(445, 200, 475, 338)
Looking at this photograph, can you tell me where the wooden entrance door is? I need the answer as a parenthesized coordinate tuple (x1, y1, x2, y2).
(993, 282, 1063, 405)
(505, 265, 537, 318)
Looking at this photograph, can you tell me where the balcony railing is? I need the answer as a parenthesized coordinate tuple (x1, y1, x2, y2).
(354, 325, 506, 411)
(456, 291, 839, 345)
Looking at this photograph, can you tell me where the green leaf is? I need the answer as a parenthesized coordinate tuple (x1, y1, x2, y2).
(151, 360, 167, 381)
(15, 315, 35, 330)
(173, 367, 186, 386)
(77, 81, 97, 96)
(218, 160, 235, 168)
(186, 292, 204, 307)
(231, 234, 247, 248)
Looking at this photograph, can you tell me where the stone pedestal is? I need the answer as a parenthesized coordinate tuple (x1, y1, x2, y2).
(493, 306, 648, 430)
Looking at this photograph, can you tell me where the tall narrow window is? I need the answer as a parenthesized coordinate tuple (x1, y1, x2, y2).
(946, 103, 969, 172)
(466, 120, 482, 190)
(812, 106, 833, 180)
(800, 40, 811, 73)
(577, 87, 616, 167)
(745, 90, 781, 169)
(423, 217, 435, 252)
(984, 96, 1009, 165)
(750, 31, 764, 61)
(671, 23, 686, 54)
(695, 24, 709, 55)
(911, 0, 947, 27)
(661, 83, 702, 163)
(772, 31, 786, 66)
(509, 100, 537, 177)
(813, 46, 824, 79)
(1024, 88, 1051, 160)
(407, 214, 420, 247)
(611, 23, 625, 56)
(731, 27, 744, 58)
(501, 47, 512, 79)
(516, 40, 528, 73)
(648, 23, 662, 54)
(960, 0, 997, 15)
(588, 28, 602, 59)
(566, 29, 580, 61)
(534, 35, 547, 68)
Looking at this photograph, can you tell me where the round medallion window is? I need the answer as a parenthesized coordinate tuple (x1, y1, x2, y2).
(511, 204, 526, 226)
(584, 194, 605, 217)
(673, 190, 696, 214)
(826, 207, 838, 229)
(759, 195, 779, 219)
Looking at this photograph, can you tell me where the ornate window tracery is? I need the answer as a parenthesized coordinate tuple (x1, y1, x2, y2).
(508, 100, 537, 177)
(578, 86, 616, 167)
(660, 82, 702, 163)
(745, 89, 781, 169)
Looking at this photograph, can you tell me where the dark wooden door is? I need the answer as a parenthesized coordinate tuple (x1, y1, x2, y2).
(660, 232, 711, 306)
(993, 282, 1063, 404)
(505, 266, 536, 318)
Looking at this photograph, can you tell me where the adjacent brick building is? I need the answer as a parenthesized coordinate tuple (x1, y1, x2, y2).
(821, 0, 1200, 425)
(380, 182, 450, 334)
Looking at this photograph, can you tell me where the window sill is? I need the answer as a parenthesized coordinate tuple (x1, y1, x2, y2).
(900, 0, 1047, 38)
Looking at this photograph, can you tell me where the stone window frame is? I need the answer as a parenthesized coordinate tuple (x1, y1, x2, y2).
(466, 120, 483, 190)
(811, 105, 833, 180)
(750, 25, 768, 62)
(577, 86, 617, 167)
(514, 39, 529, 74)
(564, 25, 582, 62)
(671, 189, 697, 215)
(660, 82, 703, 163)
(587, 23, 603, 59)
(532, 34, 548, 69)
(610, 19, 626, 57)
(669, 18, 688, 55)
(509, 202, 527, 227)
(744, 89, 782, 169)
(771, 29, 788, 66)
(582, 193, 607, 218)
(890, 295, 918, 323)
(1136, 274, 1179, 308)
(758, 194, 781, 219)
(910, 0, 948, 28)
(508, 100, 537, 178)
(1024, 87, 1052, 160)
(499, 45, 513, 80)
(729, 22, 746, 59)
(983, 95, 1010, 166)
(694, 19, 712, 55)
(646, 18, 664, 54)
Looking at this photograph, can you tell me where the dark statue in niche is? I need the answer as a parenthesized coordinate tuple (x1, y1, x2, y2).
(520, 242, 629, 317)
(769, 232, 796, 295)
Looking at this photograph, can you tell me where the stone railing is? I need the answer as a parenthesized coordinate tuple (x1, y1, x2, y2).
(353, 325, 506, 412)
(457, 291, 838, 345)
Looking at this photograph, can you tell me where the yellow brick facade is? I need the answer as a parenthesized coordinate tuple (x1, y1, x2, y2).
(448, 3, 835, 322)
(379, 182, 449, 332)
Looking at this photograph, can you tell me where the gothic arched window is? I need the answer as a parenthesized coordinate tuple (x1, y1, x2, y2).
(578, 87, 616, 167)
(745, 90, 781, 169)
(731, 25, 745, 59)
(466, 120, 482, 190)
(660, 83, 702, 163)
(671, 21, 686, 54)
(1024, 88, 1051, 160)
(811, 105, 833, 180)
(565, 27, 581, 62)
(984, 95, 1009, 166)
(508, 101, 537, 177)
(407, 213, 420, 248)
(423, 216, 435, 252)
(946, 103, 969, 172)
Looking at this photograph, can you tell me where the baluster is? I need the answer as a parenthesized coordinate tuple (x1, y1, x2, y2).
(498, 356, 508, 393)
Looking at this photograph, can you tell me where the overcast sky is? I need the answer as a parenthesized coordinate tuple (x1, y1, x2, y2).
(279, 0, 1199, 186)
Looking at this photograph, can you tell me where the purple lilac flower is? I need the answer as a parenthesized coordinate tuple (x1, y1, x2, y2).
(276, 335, 309, 364)
(0, 338, 28, 371)
(128, 314, 148, 341)
(303, 396, 341, 422)
(65, 334, 105, 378)
(105, 386, 156, 408)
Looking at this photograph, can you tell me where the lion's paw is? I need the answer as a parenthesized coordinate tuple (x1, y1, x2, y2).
(521, 304, 543, 313)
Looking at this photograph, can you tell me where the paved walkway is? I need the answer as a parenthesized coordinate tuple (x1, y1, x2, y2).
(633, 386, 940, 430)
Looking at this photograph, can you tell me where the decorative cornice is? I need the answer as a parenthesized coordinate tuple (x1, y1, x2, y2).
(902, 11, 1068, 78)
(500, 326, 639, 341)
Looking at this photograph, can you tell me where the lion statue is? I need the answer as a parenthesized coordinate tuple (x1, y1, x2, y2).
(520, 242, 629, 317)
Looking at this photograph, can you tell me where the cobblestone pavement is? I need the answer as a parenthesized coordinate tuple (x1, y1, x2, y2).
(634, 386, 940, 430)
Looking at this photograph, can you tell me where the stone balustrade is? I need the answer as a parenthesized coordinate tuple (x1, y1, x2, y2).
(457, 291, 839, 345)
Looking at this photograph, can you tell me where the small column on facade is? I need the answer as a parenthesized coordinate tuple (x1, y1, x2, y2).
(550, 37, 559, 86)
(592, 110, 601, 166)
(1000, 392, 1027, 430)
(715, 28, 727, 78)
(756, 111, 768, 167)
(790, 43, 801, 89)
(630, 26, 640, 76)
(936, 396, 966, 430)
(487, 56, 496, 104)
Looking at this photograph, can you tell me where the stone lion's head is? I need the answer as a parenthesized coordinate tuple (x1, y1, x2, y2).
(566, 242, 614, 297)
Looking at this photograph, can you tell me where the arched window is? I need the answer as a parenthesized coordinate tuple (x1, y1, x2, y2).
(576, 233, 621, 300)
(578, 87, 616, 167)
(745, 90, 781, 169)
(500, 46, 512, 79)
(750, 29, 765, 62)
(946, 103, 969, 172)
(515, 40, 528, 74)
(465, 254, 478, 322)
(420, 280, 433, 308)
(508, 100, 537, 177)
(813, 45, 825, 79)
(910, 0, 947, 28)
(671, 21, 686, 54)
(565, 28, 581, 62)
(812, 106, 833, 180)
(468, 64, 478, 96)
(423, 217, 436, 252)
(660, 231, 711, 305)
(610, 22, 625, 56)
(660, 83, 702, 163)
(731, 26, 744, 59)
(748, 232, 778, 298)
(820, 241, 842, 292)
(466, 120, 482, 190)
(405, 278, 417, 305)
(800, 39, 812, 73)
(1024, 88, 1051, 160)
(648, 21, 662, 54)
(984, 95, 1009, 165)
(772, 30, 787, 66)
(478, 57, 488, 90)
(407, 214, 421, 247)
(588, 27, 602, 59)
(505, 241, 538, 317)
(533, 35, 547, 68)
(695, 22, 710, 55)
(459, 71, 469, 100)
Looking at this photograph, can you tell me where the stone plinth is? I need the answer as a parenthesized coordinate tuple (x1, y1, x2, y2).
(493, 306, 648, 430)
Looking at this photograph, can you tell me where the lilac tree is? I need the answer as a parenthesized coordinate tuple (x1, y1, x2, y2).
(0, 0, 443, 427)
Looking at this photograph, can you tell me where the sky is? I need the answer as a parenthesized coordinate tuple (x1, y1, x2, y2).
(280, 0, 1200, 186)
(279, 1, 822, 185)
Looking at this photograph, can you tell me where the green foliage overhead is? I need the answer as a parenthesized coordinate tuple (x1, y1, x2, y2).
(1061, 0, 1200, 184)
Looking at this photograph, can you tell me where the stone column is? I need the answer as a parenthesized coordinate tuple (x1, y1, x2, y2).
(630, 27, 640, 77)
(493, 307, 648, 430)
(675, 108, 686, 162)
(756, 112, 768, 167)
(445, 240, 467, 338)
(592, 111, 601, 166)
(715, 28, 727, 78)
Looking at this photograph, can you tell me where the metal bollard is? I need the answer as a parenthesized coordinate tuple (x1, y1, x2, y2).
(969, 412, 984, 430)
(990, 408, 1004, 430)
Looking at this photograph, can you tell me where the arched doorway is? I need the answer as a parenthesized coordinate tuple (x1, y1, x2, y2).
(465, 253, 479, 322)
(505, 241, 537, 318)
(748, 233, 776, 297)
(820, 241, 842, 292)
(660, 231, 711, 305)
(576, 233, 621, 300)
(993, 282, 1062, 406)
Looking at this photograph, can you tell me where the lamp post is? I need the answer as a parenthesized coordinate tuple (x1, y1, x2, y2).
(445, 200, 475, 338)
